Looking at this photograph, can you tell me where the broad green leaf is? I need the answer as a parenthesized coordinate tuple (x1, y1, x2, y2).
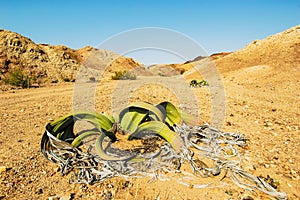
(73, 112, 116, 141)
(128, 121, 184, 153)
(49, 112, 116, 142)
(120, 109, 148, 133)
(51, 115, 74, 134)
(71, 131, 100, 147)
(73, 112, 113, 131)
(119, 102, 164, 122)
(157, 102, 182, 126)
(179, 110, 198, 126)
(103, 113, 116, 123)
(49, 115, 75, 141)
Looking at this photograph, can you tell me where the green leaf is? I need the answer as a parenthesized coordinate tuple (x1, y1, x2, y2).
(120, 102, 164, 122)
(179, 110, 198, 126)
(157, 102, 182, 126)
(49, 112, 116, 142)
(73, 112, 116, 141)
(128, 121, 184, 153)
(51, 115, 74, 134)
(71, 131, 100, 147)
(73, 112, 113, 131)
(120, 110, 148, 133)
(49, 115, 75, 140)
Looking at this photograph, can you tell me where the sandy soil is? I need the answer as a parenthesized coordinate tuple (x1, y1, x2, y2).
(0, 64, 299, 199)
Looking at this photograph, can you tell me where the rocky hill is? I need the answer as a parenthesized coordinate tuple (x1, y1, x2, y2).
(0, 29, 148, 87)
(214, 25, 300, 72)
(181, 25, 300, 80)
(1, 25, 299, 87)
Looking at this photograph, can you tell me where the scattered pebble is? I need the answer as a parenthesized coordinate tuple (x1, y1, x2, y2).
(0, 166, 7, 172)
(59, 194, 72, 200)
(48, 196, 59, 200)
(264, 164, 270, 168)
(36, 188, 43, 195)
(271, 132, 277, 136)
(241, 195, 254, 200)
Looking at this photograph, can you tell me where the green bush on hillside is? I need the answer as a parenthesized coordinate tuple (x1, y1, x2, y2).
(4, 68, 32, 88)
(190, 79, 209, 87)
(112, 71, 136, 80)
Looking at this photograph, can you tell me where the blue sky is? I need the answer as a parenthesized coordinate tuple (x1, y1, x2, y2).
(1, 0, 300, 64)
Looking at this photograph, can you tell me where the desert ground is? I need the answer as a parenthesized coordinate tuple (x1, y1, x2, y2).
(0, 62, 299, 199)
(0, 25, 300, 199)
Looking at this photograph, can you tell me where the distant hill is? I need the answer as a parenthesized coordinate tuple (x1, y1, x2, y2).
(1, 25, 300, 87)
(214, 25, 300, 72)
(0, 29, 149, 86)
(182, 25, 300, 79)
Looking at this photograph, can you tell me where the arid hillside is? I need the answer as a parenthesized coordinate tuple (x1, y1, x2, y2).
(0, 29, 148, 87)
(184, 25, 300, 80)
(154, 25, 300, 81)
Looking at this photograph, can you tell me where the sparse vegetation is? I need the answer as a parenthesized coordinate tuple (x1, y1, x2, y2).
(190, 79, 209, 87)
(3, 68, 32, 88)
(40, 101, 287, 199)
(111, 70, 136, 80)
(89, 77, 96, 82)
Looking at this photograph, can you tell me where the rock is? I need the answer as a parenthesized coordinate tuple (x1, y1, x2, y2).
(0, 166, 8, 172)
(59, 194, 71, 200)
(241, 195, 254, 200)
(264, 164, 270, 168)
(48, 196, 59, 200)
(36, 188, 43, 195)
(0, 29, 149, 85)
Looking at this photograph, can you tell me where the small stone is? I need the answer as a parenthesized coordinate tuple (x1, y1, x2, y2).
(265, 122, 273, 127)
(264, 164, 270, 168)
(0, 166, 7, 172)
(258, 160, 264, 165)
(271, 132, 277, 136)
(226, 121, 232, 126)
(48, 196, 59, 200)
(59, 194, 71, 200)
(36, 188, 43, 195)
(270, 164, 277, 168)
(243, 105, 249, 109)
(140, 149, 145, 153)
(241, 195, 254, 200)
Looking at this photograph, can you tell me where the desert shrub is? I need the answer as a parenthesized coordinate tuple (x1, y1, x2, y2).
(89, 77, 96, 82)
(190, 79, 198, 87)
(198, 79, 209, 87)
(112, 71, 136, 80)
(4, 68, 31, 88)
(190, 79, 209, 87)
